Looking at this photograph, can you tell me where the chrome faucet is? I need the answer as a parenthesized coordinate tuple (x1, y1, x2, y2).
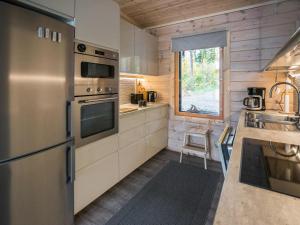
(269, 82, 300, 117)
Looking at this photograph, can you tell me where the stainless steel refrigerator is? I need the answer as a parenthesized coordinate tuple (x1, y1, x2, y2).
(0, 1, 75, 225)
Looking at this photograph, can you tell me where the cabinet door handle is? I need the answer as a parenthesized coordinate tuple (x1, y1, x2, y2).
(66, 101, 72, 138)
(66, 145, 74, 183)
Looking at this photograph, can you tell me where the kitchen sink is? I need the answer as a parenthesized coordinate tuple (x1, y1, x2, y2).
(245, 111, 300, 132)
(240, 138, 300, 198)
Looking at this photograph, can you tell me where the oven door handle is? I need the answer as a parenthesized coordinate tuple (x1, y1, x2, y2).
(79, 97, 118, 104)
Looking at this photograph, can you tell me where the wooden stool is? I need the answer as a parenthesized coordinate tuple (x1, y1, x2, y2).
(179, 127, 210, 169)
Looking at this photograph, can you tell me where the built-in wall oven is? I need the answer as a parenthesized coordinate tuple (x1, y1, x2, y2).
(74, 42, 119, 147)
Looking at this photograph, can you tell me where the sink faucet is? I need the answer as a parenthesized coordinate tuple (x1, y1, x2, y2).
(269, 82, 300, 117)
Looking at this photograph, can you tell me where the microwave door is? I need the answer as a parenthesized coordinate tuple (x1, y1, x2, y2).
(75, 54, 118, 79)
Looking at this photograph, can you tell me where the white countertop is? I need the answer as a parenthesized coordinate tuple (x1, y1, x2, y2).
(119, 103, 168, 117)
(214, 110, 300, 225)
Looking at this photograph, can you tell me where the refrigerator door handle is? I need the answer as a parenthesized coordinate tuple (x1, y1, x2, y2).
(66, 101, 72, 138)
(66, 145, 74, 183)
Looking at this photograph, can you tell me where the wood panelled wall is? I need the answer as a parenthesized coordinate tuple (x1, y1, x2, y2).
(146, 0, 300, 160)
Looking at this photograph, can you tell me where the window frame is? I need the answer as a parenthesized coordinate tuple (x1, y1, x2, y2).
(174, 48, 224, 120)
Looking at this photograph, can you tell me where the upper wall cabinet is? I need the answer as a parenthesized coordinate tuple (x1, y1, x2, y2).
(120, 19, 135, 73)
(75, 0, 120, 51)
(18, 0, 75, 19)
(145, 31, 158, 75)
(134, 26, 147, 74)
(120, 19, 158, 75)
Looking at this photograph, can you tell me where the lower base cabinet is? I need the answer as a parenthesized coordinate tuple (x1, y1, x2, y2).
(74, 105, 169, 214)
(146, 128, 168, 160)
(119, 138, 147, 179)
(74, 152, 119, 214)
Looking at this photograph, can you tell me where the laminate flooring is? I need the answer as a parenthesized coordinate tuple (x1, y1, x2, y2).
(75, 149, 224, 225)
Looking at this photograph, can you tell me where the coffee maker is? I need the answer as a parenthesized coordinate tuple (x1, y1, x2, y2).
(147, 91, 158, 103)
(243, 87, 266, 111)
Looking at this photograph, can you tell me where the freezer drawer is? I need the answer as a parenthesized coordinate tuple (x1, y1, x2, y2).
(0, 142, 74, 225)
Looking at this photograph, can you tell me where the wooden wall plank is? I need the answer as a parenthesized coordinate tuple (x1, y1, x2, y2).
(117, 0, 272, 28)
(119, 1, 300, 161)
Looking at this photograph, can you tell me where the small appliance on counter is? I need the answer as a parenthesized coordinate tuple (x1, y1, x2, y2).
(138, 99, 147, 107)
(243, 87, 266, 111)
(147, 91, 158, 102)
(131, 93, 144, 104)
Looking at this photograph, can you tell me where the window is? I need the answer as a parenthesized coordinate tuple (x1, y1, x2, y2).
(175, 47, 223, 119)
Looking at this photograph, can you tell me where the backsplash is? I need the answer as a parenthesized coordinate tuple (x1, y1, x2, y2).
(119, 78, 135, 105)
(120, 75, 170, 105)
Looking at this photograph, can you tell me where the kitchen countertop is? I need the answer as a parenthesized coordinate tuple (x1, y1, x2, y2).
(119, 103, 168, 118)
(214, 110, 300, 225)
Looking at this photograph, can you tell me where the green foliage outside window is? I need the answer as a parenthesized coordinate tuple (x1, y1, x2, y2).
(180, 48, 219, 93)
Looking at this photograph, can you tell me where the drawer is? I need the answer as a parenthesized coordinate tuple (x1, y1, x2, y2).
(146, 128, 168, 160)
(119, 111, 146, 133)
(119, 138, 147, 179)
(119, 125, 146, 149)
(146, 118, 168, 135)
(74, 152, 119, 214)
(75, 134, 118, 171)
(146, 106, 168, 122)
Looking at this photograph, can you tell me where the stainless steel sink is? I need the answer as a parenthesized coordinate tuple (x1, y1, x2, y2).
(245, 111, 300, 132)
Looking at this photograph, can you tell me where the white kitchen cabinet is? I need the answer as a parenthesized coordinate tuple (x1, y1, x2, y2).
(146, 106, 168, 122)
(134, 26, 147, 74)
(74, 152, 119, 214)
(75, 105, 168, 214)
(119, 125, 146, 149)
(145, 32, 158, 75)
(75, 134, 118, 171)
(120, 19, 135, 73)
(146, 128, 168, 160)
(146, 118, 168, 135)
(119, 139, 147, 179)
(120, 19, 158, 75)
(119, 110, 146, 133)
(118, 105, 168, 179)
(75, 0, 120, 51)
(19, 0, 75, 18)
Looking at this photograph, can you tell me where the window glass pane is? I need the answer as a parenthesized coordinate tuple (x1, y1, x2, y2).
(179, 48, 220, 116)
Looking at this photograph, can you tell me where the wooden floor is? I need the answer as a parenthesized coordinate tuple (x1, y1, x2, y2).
(75, 149, 224, 225)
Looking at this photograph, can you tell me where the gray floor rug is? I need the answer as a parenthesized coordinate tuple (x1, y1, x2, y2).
(105, 161, 221, 225)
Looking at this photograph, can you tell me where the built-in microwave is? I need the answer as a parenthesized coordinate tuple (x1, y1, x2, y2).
(74, 42, 119, 97)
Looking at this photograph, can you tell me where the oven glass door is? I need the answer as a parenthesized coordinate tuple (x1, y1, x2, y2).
(74, 95, 119, 147)
(81, 101, 115, 138)
(81, 61, 115, 79)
